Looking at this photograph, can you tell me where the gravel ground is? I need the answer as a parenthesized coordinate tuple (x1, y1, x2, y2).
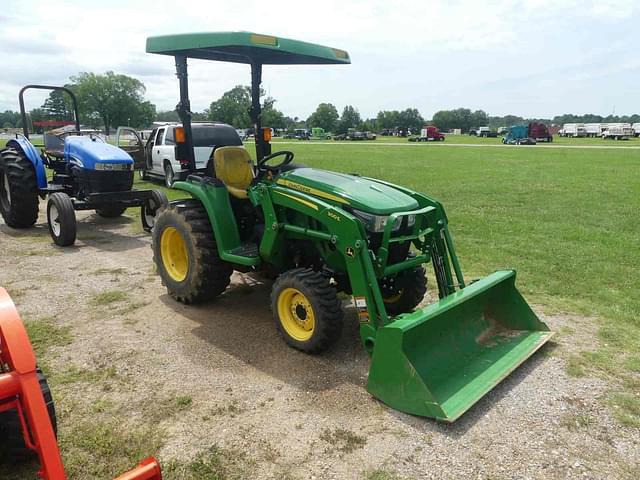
(1, 206, 638, 479)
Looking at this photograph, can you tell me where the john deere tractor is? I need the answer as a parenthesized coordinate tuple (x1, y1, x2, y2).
(148, 32, 553, 422)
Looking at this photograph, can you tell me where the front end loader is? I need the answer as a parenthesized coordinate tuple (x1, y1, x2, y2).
(147, 31, 553, 422)
(0, 287, 162, 479)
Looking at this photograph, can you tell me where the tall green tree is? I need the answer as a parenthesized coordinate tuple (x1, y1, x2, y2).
(397, 108, 424, 132)
(337, 105, 362, 134)
(307, 103, 339, 132)
(70, 71, 156, 134)
(42, 90, 72, 120)
(208, 85, 285, 129)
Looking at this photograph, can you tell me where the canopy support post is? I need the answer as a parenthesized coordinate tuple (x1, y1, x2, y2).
(250, 62, 269, 161)
(175, 55, 196, 172)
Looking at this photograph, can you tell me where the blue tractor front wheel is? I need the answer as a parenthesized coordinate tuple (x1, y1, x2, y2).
(46, 193, 76, 247)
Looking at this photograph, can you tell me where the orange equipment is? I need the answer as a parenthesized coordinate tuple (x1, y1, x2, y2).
(0, 287, 162, 480)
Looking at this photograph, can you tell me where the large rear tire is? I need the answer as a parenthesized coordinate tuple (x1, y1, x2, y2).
(381, 264, 427, 315)
(271, 268, 343, 353)
(0, 148, 39, 228)
(47, 192, 76, 246)
(152, 200, 232, 304)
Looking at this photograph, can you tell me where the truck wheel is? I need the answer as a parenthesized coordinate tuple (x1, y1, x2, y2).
(164, 162, 174, 188)
(271, 268, 343, 353)
(381, 265, 427, 315)
(0, 148, 39, 228)
(152, 200, 232, 304)
(141, 189, 168, 232)
(47, 193, 76, 246)
(95, 205, 127, 218)
(0, 368, 57, 456)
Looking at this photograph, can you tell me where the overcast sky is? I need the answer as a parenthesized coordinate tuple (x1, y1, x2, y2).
(1, 0, 638, 120)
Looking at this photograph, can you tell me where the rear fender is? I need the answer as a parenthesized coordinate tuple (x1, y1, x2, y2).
(6, 138, 47, 189)
(171, 178, 258, 266)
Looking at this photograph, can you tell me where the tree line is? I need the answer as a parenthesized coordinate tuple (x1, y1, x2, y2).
(3, 72, 638, 136)
(1, 72, 155, 135)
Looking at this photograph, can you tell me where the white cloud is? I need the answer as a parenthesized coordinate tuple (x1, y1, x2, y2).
(0, 0, 638, 118)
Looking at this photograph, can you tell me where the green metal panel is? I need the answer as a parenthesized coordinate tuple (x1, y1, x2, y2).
(277, 168, 419, 215)
(367, 270, 554, 421)
(172, 179, 260, 266)
(146, 32, 350, 65)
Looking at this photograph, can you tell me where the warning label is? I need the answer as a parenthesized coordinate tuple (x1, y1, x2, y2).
(354, 296, 369, 323)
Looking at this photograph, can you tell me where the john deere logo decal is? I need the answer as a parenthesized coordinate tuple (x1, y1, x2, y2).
(345, 247, 355, 258)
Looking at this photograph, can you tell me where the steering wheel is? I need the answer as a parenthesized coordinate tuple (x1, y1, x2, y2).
(257, 150, 295, 172)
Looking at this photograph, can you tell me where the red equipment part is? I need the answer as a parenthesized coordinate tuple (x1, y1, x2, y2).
(0, 287, 162, 480)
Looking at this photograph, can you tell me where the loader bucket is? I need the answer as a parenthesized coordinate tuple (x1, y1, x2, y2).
(367, 270, 553, 422)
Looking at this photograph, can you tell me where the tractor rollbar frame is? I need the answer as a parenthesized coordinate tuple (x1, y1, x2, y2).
(18, 85, 80, 140)
(174, 55, 197, 172)
(250, 62, 270, 161)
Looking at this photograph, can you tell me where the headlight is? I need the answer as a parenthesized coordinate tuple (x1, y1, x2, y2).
(352, 209, 403, 233)
(94, 163, 131, 171)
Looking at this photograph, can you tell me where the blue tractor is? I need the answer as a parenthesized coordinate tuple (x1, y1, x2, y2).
(0, 85, 167, 246)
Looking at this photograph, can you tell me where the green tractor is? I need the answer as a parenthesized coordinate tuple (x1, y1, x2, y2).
(147, 32, 553, 422)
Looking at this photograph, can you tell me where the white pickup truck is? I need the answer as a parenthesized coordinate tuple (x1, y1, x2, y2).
(116, 122, 242, 187)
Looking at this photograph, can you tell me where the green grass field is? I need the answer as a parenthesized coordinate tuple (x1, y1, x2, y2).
(272, 134, 640, 146)
(2, 137, 639, 425)
(237, 141, 640, 423)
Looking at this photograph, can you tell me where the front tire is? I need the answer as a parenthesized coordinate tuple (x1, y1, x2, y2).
(271, 268, 343, 353)
(47, 193, 76, 246)
(381, 265, 427, 315)
(141, 189, 168, 232)
(152, 200, 232, 304)
(0, 148, 39, 228)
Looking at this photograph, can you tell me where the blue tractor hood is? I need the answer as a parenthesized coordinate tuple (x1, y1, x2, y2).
(64, 136, 133, 169)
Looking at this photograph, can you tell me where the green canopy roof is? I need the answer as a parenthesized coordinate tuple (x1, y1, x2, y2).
(146, 31, 350, 65)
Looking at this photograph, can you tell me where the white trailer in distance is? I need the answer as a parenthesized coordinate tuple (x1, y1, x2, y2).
(601, 123, 634, 140)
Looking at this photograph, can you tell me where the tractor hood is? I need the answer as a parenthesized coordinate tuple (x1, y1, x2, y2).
(64, 136, 133, 169)
(276, 168, 419, 215)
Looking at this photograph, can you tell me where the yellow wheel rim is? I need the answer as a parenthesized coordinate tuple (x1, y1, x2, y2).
(383, 291, 403, 304)
(277, 288, 315, 341)
(160, 227, 189, 282)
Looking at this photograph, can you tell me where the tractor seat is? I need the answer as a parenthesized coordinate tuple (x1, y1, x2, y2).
(213, 146, 254, 199)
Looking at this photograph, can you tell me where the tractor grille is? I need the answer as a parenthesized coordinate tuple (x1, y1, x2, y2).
(74, 167, 133, 195)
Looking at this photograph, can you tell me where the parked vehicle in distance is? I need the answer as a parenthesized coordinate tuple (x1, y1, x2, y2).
(294, 128, 310, 140)
(633, 123, 640, 137)
(502, 125, 536, 145)
(584, 123, 606, 138)
(601, 123, 634, 140)
(528, 122, 553, 142)
(559, 123, 587, 137)
(497, 127, 508, 135)
(469, 127, 497, 137)
(116, 122, 242, 187)
(333, 128, 376, 141)
(310, 127, 331, 140)
(408, 125, 445, 142)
